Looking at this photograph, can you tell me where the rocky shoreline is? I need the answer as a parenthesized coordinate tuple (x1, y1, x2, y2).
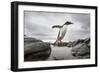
(24, 37, 90, 61)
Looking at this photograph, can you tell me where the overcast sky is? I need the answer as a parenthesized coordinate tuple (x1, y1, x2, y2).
(24, 11, 90, 42)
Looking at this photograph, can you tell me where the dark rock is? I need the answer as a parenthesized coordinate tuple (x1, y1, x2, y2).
(24, 49, 51, 61)
(52, 38, 90, 47)
(71, 38, 90, 59)
(24, 42, 50, 55)
(57, 42, 68, 46)
(24, 37, 43, 45)
(67, 42, 73, 47)
(24, 38, 51, 61)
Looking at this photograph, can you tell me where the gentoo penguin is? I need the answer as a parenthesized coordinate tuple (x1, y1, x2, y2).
(52, 21, 73, 45)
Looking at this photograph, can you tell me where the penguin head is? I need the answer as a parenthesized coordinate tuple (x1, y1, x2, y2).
(64, 21, 73, 25)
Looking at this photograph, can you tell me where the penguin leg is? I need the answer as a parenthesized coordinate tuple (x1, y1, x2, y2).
(58, 37, 63, 44)
(60, 40, 62, 43)
(59, 40, 63, 45)
(54, 39, 58, 46)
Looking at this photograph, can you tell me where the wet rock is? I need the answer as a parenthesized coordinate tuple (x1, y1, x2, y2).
(24, 38, 51, 61)
(24, 37, 42, 45)
(71, 38, 90, 59)
(52, 38, 86, 47)
(57, 42, 68, 46)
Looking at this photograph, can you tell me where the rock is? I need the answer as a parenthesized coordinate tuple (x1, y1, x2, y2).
(71, 38, 90, 59)
(24, 38, 51, 61)
(24, 42, 51, 55)
(24, 37, 43, 45)
(25, 49, 51, 61)
(57, 42, 68, 46)
(67, 42, 73, 47)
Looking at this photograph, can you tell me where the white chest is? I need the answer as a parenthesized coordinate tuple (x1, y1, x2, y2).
(60, 25, 68, 33)
(59, 25, 68, 37)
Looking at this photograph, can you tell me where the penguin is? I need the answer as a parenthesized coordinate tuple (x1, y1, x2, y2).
(52, 21, 73, 45)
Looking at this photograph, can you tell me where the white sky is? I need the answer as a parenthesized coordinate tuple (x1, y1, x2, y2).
(24, 11, 90, 43)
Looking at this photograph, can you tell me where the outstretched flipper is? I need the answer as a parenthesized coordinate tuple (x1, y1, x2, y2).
(52, 25, 62, 28)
